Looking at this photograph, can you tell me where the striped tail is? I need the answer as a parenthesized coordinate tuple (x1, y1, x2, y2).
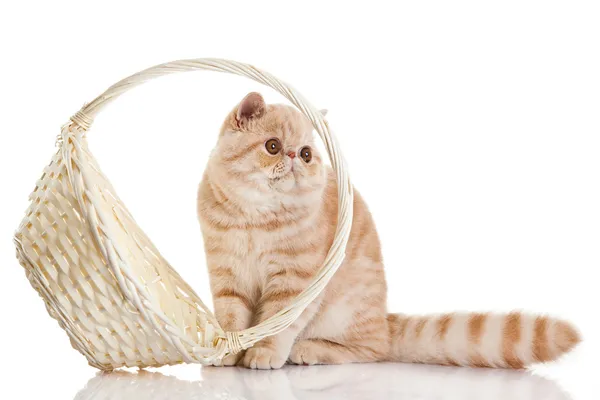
(387, 312, 580, 368)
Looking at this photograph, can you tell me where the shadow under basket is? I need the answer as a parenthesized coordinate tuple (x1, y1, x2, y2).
(13, 58, 353, 370)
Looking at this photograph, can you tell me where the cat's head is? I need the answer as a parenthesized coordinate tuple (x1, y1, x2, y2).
(209, 92, 327, 204)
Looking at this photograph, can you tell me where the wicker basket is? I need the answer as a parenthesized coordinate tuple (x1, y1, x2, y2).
(14, 58, 353, 370)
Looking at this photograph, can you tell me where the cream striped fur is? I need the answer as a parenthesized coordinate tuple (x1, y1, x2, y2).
(198, 92, 580, 369)
(387, 313, 579, 368)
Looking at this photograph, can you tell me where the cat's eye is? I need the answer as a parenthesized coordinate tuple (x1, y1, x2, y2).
(299, 146, 312, 163)
(265, 138, 282, 155)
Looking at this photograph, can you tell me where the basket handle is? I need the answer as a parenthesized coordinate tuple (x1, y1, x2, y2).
(68, 58, 354, 352)
(70, 59, 320, 132)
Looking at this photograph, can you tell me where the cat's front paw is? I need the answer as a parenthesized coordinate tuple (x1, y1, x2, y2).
(242, 346, 287, 369)
(211, 351, 244, 367)
(289, 340, 323, 365)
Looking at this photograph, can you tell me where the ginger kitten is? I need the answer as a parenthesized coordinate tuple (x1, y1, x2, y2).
(197, 92, 580, 370)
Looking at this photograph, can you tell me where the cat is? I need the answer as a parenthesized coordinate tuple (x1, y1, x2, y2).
(197, 92, 580, 370)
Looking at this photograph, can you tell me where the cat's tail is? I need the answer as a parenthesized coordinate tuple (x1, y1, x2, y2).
(387, 312, 580, 368)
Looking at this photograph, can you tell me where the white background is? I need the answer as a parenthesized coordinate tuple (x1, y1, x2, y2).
(0, 1, 598, 399)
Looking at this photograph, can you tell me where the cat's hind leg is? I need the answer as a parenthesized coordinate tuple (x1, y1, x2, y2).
(289, 314, 391, 366)
(289, 337, 388, 365)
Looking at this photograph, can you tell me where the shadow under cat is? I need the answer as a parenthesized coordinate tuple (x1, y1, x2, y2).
(73, 363, 572, 400)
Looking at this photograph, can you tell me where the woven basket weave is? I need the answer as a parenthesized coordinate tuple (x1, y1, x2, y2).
(14, 58, 353, 370)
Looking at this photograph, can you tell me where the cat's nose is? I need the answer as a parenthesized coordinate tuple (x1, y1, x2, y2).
(287, 151, 296, 159)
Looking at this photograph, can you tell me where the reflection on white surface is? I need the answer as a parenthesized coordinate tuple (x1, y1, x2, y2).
(74, 362, 572, 400)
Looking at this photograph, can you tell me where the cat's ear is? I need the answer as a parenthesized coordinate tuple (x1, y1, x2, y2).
(320, 109, 328, 117)
(236, 92, 266, 124)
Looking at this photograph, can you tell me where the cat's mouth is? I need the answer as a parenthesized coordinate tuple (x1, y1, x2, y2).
(270, 172, 293, 183)
(271, 163, 295, 180)
(269, 169, 297, 190)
